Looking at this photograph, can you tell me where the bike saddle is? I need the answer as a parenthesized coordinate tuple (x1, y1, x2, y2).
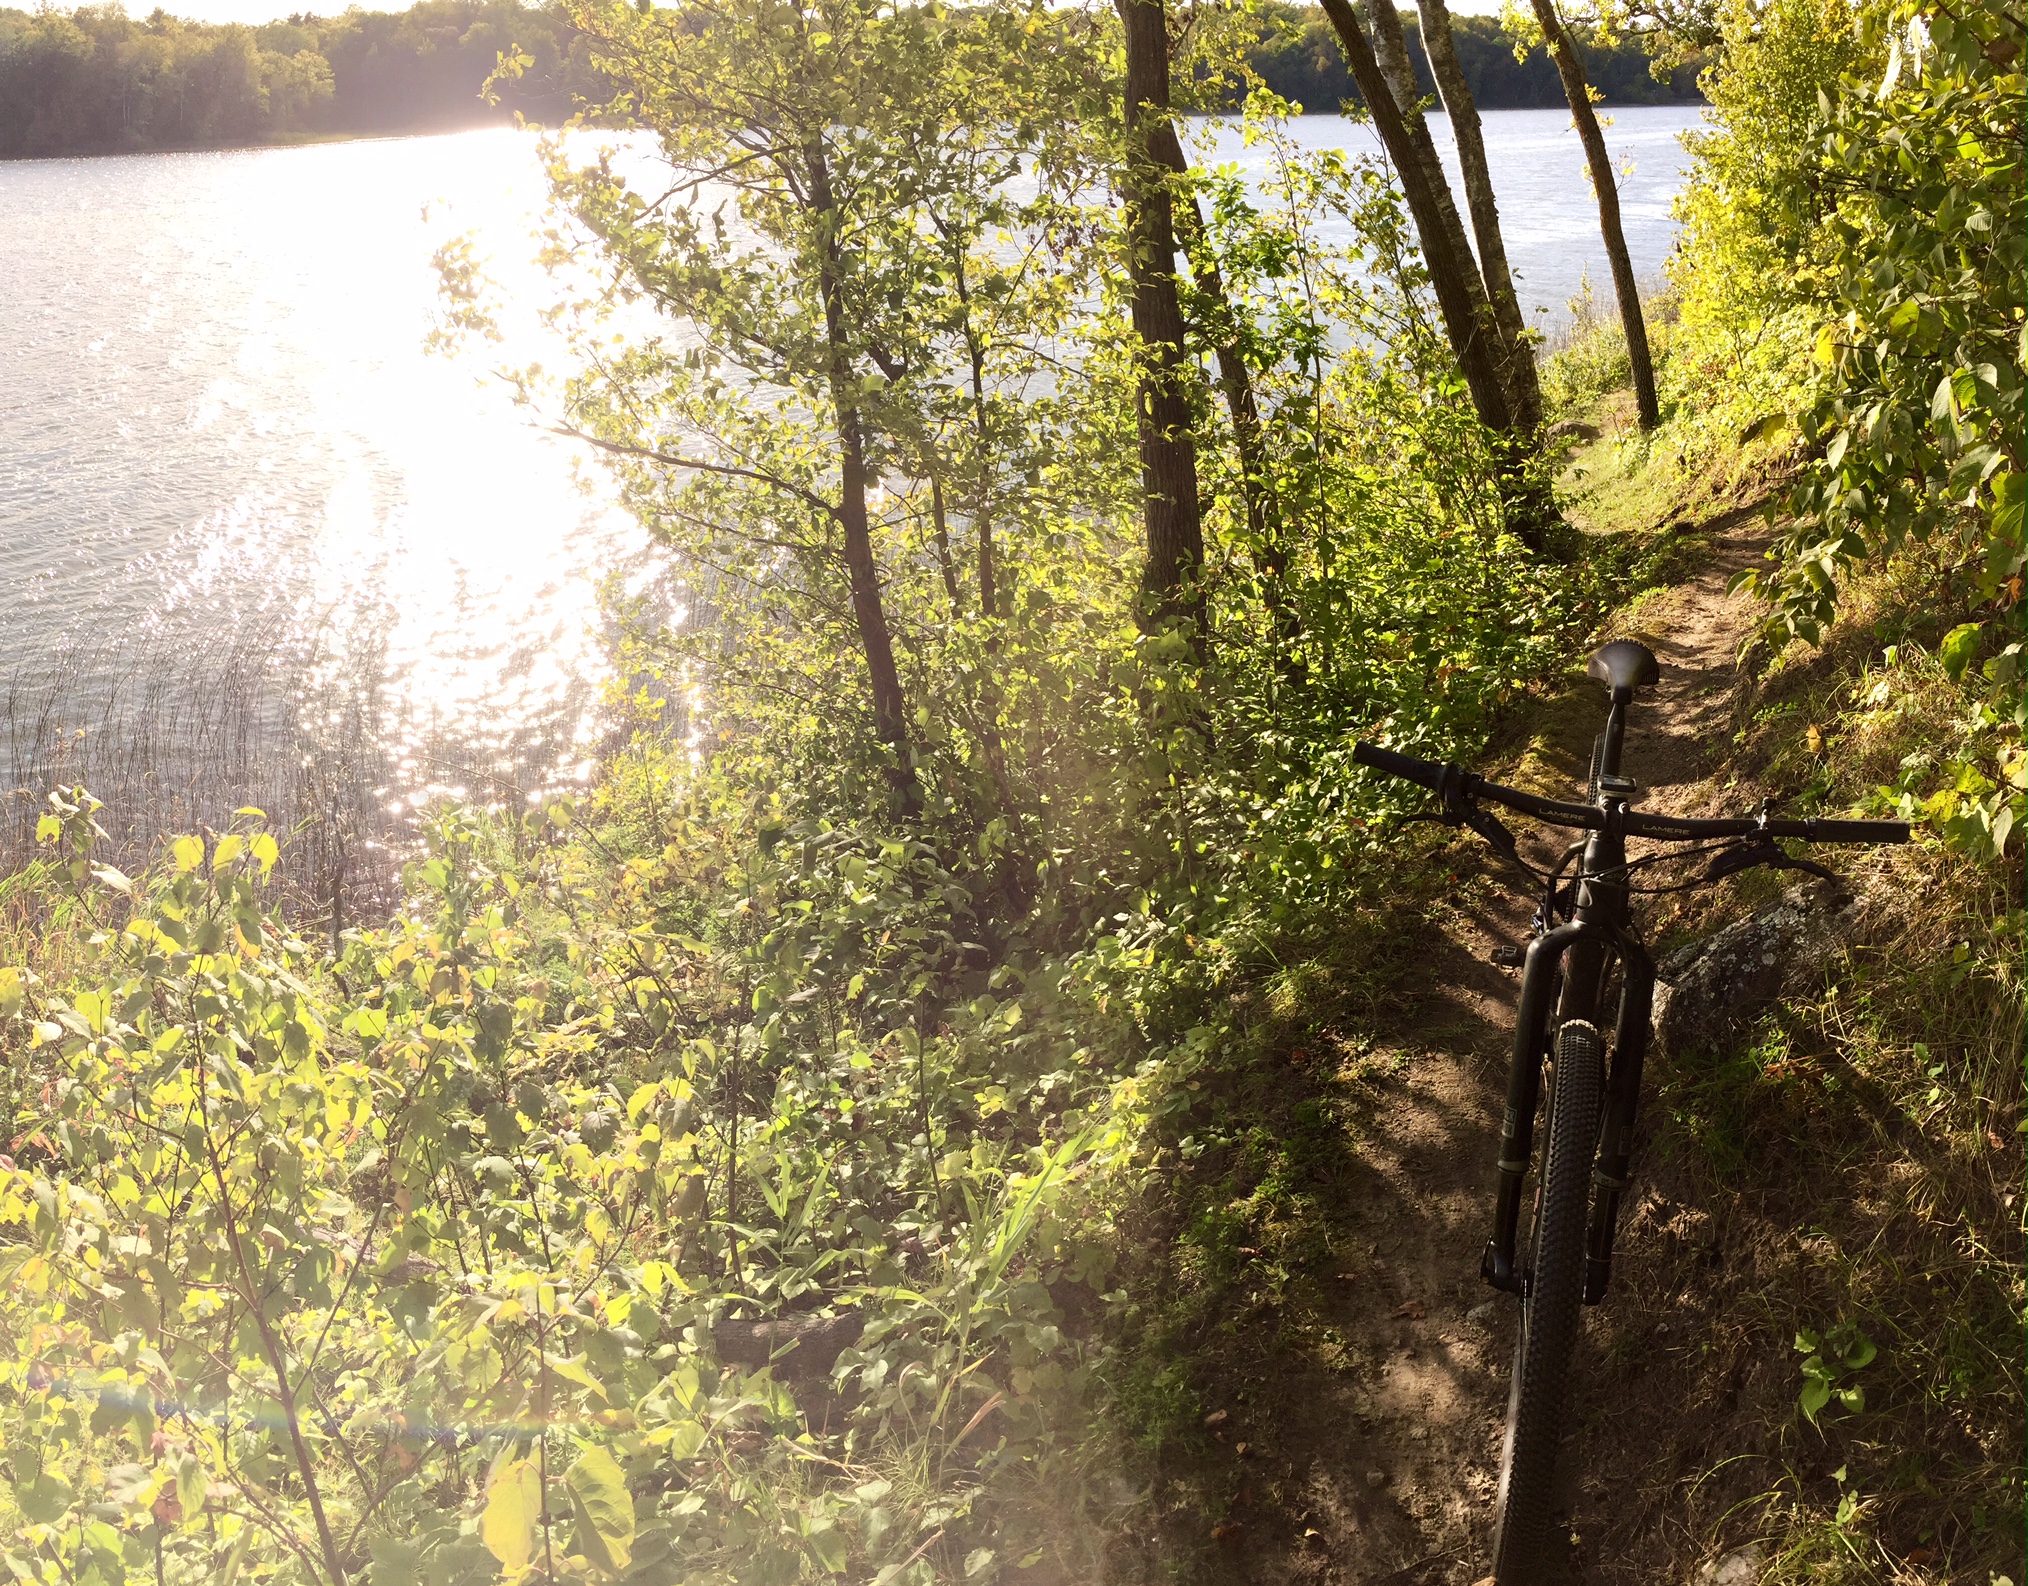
(1587, 639, 1660, 691)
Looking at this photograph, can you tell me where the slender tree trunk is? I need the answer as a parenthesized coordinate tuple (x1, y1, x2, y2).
(1115, 0, 1204, 629)
(957, 294, 998, 619)
(927, 470, 961, 610)
(1135, 82, 1294, 638)
(1360, 0, 1524, 413)
(1317, 0, 1512, 434)
(1415, 0, 1542, 429)
(940, 237, 1016, 817)
(1529, 0, 1660, 428)
(1174, 197, 1303, 659)
(805, 137, 916, 781)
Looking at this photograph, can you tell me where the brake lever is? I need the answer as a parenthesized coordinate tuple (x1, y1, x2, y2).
(1461, 805, 1525, 869)
(1703, 840, 1840, 885)
(1403, 803, 1530, 876)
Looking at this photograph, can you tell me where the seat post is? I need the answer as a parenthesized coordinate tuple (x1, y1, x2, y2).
(1598, 685, 1634, 778)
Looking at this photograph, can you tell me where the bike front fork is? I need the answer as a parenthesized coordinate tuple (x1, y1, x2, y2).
(1483, 922, 1655, 1304)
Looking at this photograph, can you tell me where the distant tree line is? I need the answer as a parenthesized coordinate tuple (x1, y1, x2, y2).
(0, 0, 1699, 162)
(1246, 2, 1704, 110)
(0, 0, 603, 160)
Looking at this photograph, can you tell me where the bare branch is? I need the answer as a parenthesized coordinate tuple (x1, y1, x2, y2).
(550, 423, 842, 524)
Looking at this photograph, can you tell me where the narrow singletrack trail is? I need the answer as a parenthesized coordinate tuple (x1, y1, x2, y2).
(1181, 509, 1775, 1586)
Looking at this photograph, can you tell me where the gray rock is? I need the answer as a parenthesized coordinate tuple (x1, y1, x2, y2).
(1652, 884, 1859, 1061)
(1694, 1543, 1765, 1585)
(1466, 1301, 1499, 1330)
(712, 1312, 864, 1378)
(1547, 418, 1603, 444)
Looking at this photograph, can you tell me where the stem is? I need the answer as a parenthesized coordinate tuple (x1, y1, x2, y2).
(199, 1127, 347, 1586)
(537, 1295, 556, 1584)
(1532, 0, 1660, 428)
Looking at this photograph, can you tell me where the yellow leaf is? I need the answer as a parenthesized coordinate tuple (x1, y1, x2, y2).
(482, 1458, 542, 1572)
(171, 836, 204, 873)
(543, 1351, 608, 1401)
(565, 1446, 634, 1573)
(626, 1081, 662, 1123)
(250, 833, 279, 876)
(212, 835, 244, 870)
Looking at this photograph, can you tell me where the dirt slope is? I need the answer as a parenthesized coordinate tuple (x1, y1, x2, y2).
(1118, 510, 1779, 1585)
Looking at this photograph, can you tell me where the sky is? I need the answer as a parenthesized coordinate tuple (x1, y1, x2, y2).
(159, 0, 1510, 32)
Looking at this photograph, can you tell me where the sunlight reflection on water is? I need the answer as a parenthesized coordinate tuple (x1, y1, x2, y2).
(0, 129, 663, 867)
(0, 108, 1698, 876)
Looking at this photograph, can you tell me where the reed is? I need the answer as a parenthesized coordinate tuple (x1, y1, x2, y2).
(0, 610, 608, 933)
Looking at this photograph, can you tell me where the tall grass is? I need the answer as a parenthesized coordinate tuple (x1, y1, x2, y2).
(0, 613, 613, 930)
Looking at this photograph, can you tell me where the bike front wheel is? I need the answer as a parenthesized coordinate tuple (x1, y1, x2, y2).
(1490, 1017, 1605, 1582)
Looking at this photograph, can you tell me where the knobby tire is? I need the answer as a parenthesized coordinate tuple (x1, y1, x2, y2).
(1491, 1018, 1605, 1582)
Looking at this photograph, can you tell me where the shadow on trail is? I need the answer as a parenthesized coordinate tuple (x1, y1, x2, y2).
(1101, 869, 1543, 1586)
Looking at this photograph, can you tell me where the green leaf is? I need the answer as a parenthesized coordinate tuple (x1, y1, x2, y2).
(1940, 622, 1983, 681)
(219, 1527, 258, 1586)
(543, 1352, 609, 1401)
(659, 1419, 707, 1460)
(172, 1449, 207, 1520)
(1799, 1375, 1831, 1422)
(16, 1471, 73, 1523)
(565, 1446, 634, 1574)
(806, 1522, 849, 1573)
(482, 1458, 542, 1572)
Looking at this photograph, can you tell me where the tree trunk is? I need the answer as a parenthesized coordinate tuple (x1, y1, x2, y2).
(1174, 197, 1303, 659)
(927, 470, 961, 610)
(1317, 0, 1512, 434)
(1115, 0, 1205, 629)
(1529, 0, 1660, 428)
(1415, 0, 1543, 429)
(1135, 83, 1296, 648)
(805, 137, 916, 780)
(957, 277, 998, 620)
(1360, 0, 1528, 420)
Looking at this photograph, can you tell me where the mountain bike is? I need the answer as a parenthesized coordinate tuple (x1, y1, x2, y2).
(1353, 639, 1909, 1583)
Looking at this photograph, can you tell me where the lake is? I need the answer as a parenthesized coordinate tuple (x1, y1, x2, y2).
(1201, 105, 1700, 327)
(0, 106, 1703, 883)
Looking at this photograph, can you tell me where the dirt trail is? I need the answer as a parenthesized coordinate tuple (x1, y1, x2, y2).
(1193, 511, 1775, 1586)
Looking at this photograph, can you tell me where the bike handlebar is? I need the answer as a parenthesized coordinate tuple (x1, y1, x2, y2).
(1352, 741, 1910, 845)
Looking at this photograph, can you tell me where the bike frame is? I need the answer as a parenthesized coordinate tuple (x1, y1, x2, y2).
(1481, 680, 1653, 1306)
(1352, 641, 1908, 1582)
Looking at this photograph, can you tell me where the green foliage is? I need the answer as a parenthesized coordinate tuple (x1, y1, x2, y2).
(0, 787, 1141, 1585)
(1795, 1319, 1878, 1423)
(1539, 274, 1640, 418)
(1239, 1, 1704, 113)
(1663, 0, 1876, 459)
(0, 0, 605, 159)
(1743, 0, 2024, 673)
(1734, 0, 2024, 861)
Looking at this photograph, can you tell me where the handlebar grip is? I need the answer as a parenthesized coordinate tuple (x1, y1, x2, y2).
(1795, 817, 1911, 844)
(1352, 739, 1447, 793)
